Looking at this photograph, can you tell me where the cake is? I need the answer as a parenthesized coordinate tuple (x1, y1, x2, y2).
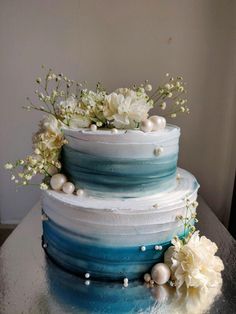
(41, 125, 199, 280)
(5, 69, 223, 291)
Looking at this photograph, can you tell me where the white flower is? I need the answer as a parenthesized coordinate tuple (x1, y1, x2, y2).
(103, 89, 152, 129)
(164, 232, 224, 290)
(55, 96, 78, 116)
(4, 163, 13, 170)
(40, 183, 48, 190)
(81, 90, 105, 107)
(68, 115, 91, 128)
(42, 115, 62, 136)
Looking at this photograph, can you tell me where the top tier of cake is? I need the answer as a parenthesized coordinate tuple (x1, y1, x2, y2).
(61, 124, 180, 198)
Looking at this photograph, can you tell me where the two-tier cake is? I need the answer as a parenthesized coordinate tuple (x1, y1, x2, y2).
(5, 69, 223, 291)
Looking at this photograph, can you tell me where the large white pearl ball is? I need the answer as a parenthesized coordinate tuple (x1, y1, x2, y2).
(62, 182, 75, 194)
(50, 173, 67, 191)
(149, 116, 166, 131)
(151, 263, 171, 285)
(140, 119, 153, 132)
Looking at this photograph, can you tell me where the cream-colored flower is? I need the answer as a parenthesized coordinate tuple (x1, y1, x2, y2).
(103, 90, 151, 129)
(40, 183, 48, 190)
(4, 163, 13, 170)
(41, 115, 62, 136)
(164, 232, 224, 290)
(68, 115, 91, 128)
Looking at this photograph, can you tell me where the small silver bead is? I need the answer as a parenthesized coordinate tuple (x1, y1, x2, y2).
(85, 272, 90, 279)
(85, 280, 90, 286)
(43, 243, 48, 248)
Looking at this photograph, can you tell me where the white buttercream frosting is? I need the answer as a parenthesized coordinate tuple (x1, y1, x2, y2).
(42, 168, 199, 246)
(62, 124, 180, 158)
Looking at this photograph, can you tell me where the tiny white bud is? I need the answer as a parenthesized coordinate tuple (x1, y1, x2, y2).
(4, 163, 13, 170)
(145, 84, 152, 92)
(160, 102, 166, 110)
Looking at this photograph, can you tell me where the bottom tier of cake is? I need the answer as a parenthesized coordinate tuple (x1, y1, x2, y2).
(42, 168, 199, 281)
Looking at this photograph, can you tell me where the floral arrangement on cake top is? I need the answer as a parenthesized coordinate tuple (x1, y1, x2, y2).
(4, 66, 189, 189)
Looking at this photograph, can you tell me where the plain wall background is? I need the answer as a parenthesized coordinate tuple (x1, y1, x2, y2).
(0, 0, 235, 225)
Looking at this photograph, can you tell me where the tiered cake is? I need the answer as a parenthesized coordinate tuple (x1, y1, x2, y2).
(42, 124, 199, 280)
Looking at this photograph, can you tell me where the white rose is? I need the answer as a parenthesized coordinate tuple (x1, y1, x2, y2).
(164, 232, 224, 290)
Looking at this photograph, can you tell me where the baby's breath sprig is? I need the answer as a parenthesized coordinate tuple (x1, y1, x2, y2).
(146, 74, 189, 118)
(23, 66, 85, 122)
(176, 198, 199, 244)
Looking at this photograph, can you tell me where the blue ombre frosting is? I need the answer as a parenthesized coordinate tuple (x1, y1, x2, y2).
(61, 125, 180, 197)
(43, 218, 175, 280)
(61, 146, 178, 197)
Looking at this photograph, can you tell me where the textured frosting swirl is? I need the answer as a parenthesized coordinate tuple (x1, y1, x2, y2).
(61, 124, 180, 197)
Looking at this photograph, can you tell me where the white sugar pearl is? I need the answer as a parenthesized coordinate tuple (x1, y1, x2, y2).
(149, 116, 166, 131)
(90, 124, 97, 131)
(123, 278, 129, 284)
(43, 243, 48, 248)
(85, 273, 90, 279)
(144, 273, 151, 283)
(151, 263, 171, 285)
(50, 173, 67, 191)
(85, 280, 90, 286)
(111, 128, 118, 134)
(123, 282, 129, 288)
(141, 245, 146, 252)
(154, 147, 164, 156)
(140, 119, 153, 132)
(62, 182, 75, 194)
(76, 189, 84, 196)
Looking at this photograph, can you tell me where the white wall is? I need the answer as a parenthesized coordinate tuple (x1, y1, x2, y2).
(0, 0, 235, 225)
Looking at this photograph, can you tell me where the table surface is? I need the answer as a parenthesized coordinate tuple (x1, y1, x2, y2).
(0, 197, 236, 314)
